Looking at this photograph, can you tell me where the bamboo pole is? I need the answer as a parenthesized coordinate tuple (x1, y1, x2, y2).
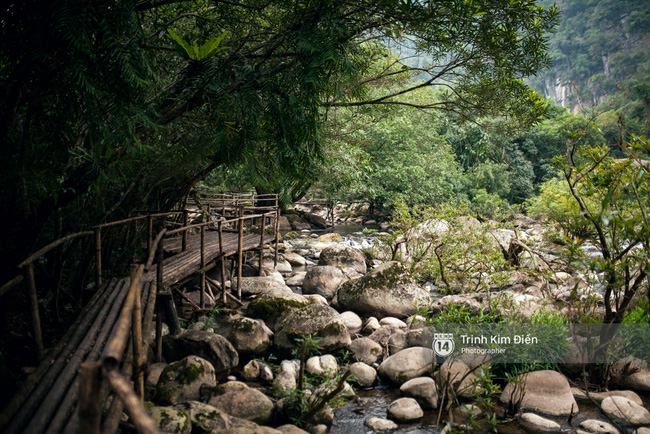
(0, 279, 118, 433)
(130, 265, 145, 402)
(259, 215, 266, 276)
(237, 214, 243, 300)
(173, 287, 200, 310)
(206, 276, 244, 306)
(200, 225, 205, 309)
(94, 228, 102, 289)
(103, 267, 141, 370)
(218, 220, 226, 305)
(274, 207, 280, 268)
(21, 280, 130, 434)
(182, 210, 189, 252)
(103, 369, 160, 434)
(77, 362, 102, 434)
(155, 300, 162, 363)
(24, 263, 44, 361)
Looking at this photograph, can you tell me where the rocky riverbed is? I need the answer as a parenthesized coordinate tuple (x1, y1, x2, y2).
(144, 218, 650, 434)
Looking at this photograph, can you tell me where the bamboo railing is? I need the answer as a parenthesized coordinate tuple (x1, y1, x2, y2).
(0, 193, 281, 433)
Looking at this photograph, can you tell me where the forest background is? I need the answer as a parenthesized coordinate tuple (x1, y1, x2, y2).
(1, 0, 649, 380)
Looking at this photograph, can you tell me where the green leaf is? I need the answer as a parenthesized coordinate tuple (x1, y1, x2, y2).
(166, 29, 192, 60)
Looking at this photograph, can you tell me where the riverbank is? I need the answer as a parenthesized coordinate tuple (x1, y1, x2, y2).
(144, 217, 650, 433)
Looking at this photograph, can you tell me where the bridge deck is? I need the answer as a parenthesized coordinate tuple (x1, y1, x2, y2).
(1, 228, 274, 433)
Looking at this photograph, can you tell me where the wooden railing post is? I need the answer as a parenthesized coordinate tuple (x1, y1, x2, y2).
(130, 265, 144, 402)
(94, 227, 102, 289)
(77, 361, 102, 434)
(274, 207, 280, 268)
(156, 239, 164, 290)
(182, 210, 189, 252)
(200, 225, 205, 309)
(259, 215, 266, 276)
(23, 263, 44, 361)
(218, 220, 226, 304)
(237, 216, 243, 299)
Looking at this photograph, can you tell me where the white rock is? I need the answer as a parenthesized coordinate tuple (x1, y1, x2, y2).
(364, 417, 398, 431)
(400, 377, 438, 409)
(601, 396, 650, 426)
(519, 413, 561, 430)
(350, 362, 377, 387)
(379, 317, 407, 328)
(387, 397, 424, 422)
(579, 419, 621, 434)
(378, 347, 435, 384)
(340, 311, 363, 334)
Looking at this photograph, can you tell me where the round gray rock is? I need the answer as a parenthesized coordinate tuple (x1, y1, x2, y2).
(519, 413, 561, 431)
(601, 396, 650, 426)
(350, 362, 377, 387)
(400, 377, 438, 409)
(302, 265, 346, 300)
(350, 337, 383, 365)
(155, 355, 216, 405)
(500, 370, 577, 417)
(207, 381, 274, 425)
(387, 397, 424, 422)
(378, 347, 435, 384)
(364, 417, 398, 431)
(318, 244, 367, 274)
(274, 304, 351, 352)
(337, 261, 430, 318)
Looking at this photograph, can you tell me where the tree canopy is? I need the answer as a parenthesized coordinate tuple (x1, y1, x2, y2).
(0, 0, 558, 279)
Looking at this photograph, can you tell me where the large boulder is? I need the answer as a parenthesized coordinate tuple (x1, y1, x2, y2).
(149, 406, 191, 434)
(377, 347, 435, 384)
(318, 244, 367, 274)
(212, 316, 273, 356)
(400, 377, 438, 409)
(349, 337, 383, 364)
(155, 356, 217, 405)
(302, 266, 347, 300)
(246, 289, 310, 330)
(234, 276, 291, 296)
(274, 304, 351, 352)
(387, 398, 424, 422)
(338, 262, 429, 318)
(207, 381, 275, 425)
(500, 370, 578, 417)
(174, 401, 260, 431)
(163, 330, 238, 375)
(350, 362, 377, 387)
(601, 396, 650, 426)
(435, 360, 483, 399)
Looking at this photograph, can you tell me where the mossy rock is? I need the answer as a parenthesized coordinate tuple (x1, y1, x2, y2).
(155, 355, 216, 405)
(337, 261, 429, 318)
(149, 406, 191, 434)
(274, 303, 351, 352)
(246, 290, 309, 329)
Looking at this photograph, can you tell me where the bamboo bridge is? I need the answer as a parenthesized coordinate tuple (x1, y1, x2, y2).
(0, 193, 281, 434)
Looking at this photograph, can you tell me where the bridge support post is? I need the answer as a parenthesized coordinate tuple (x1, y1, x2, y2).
(78, 361, 102, 434)
(258, 215, 266, 276)
(94, 228, 102, 289)
(237, 214, 243, 300)
(23, 263, 44, 361)
(200, 225, 205, 309)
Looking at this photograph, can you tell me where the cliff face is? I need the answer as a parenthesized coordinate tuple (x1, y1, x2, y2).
(528, 0, 650, 114)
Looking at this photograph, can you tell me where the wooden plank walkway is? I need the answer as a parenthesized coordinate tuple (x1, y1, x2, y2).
(0, 277, 157, 434)
(156, 231, 275, 286)
(0, 218, 277, 433)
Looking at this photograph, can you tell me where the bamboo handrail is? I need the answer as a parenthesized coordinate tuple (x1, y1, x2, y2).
(18, 231, 94, 268)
